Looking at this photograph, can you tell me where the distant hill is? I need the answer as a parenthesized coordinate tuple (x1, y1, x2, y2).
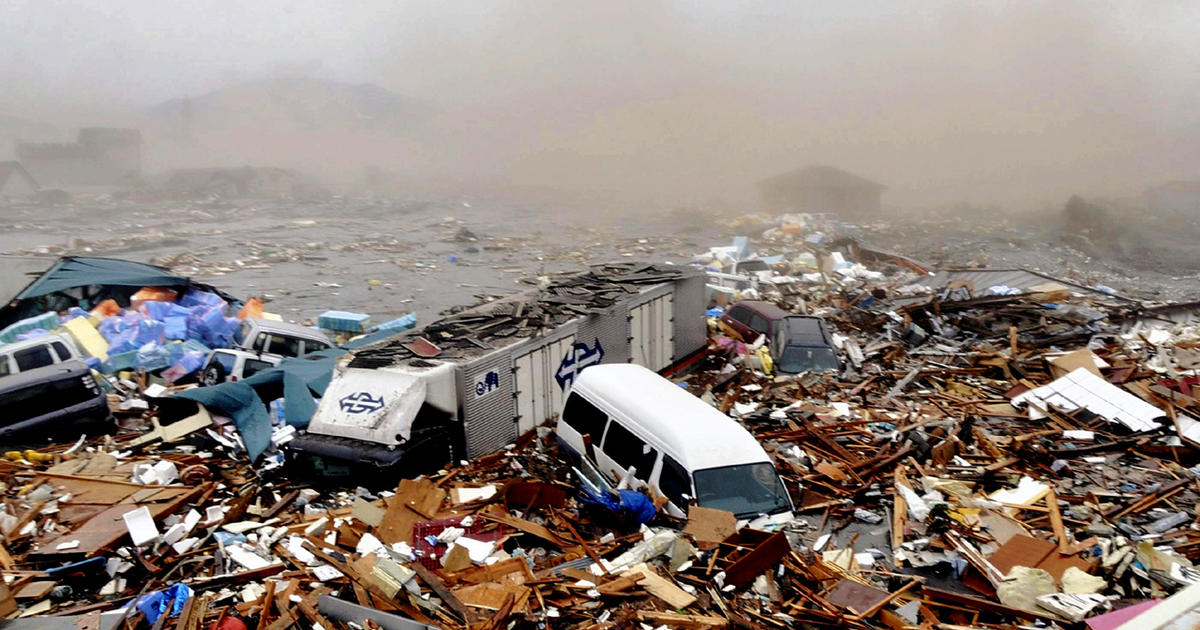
(148, 77, 434, 137)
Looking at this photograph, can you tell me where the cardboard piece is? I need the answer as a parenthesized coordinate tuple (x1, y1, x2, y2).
(684, 507, 737, 550)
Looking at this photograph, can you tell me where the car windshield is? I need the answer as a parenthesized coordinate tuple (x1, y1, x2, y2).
(692, 462, 791, 518)
(777, 345, 839, 374)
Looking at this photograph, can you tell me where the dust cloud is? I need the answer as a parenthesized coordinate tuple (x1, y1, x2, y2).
(2, 1, 1198, 209)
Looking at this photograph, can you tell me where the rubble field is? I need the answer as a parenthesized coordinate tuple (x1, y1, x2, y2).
(4, 211, 1200, 630)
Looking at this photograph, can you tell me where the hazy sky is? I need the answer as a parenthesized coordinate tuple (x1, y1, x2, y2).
(2, 1, 1198, 206)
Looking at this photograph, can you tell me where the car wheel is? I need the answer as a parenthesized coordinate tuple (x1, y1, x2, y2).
(202, 364, 226, 386)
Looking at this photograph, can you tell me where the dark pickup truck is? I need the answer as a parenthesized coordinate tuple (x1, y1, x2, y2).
(0, 359, 113, 443)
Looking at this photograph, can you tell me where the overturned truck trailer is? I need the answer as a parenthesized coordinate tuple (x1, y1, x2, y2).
(289, 263, 707, 473)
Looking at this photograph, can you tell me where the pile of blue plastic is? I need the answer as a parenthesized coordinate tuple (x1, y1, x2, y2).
(1, 288, 243, 379)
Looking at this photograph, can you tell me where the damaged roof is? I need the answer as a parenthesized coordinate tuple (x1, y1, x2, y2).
(350, 262, 693, 368)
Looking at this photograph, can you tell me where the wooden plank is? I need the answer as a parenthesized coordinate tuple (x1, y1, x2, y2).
(479, 510, 568, 546)
(377, 479, 446, 545)
(37, 484, 207, 556)
(453, 582, 530, 612)
(1046, 490, 1068, 552)
(3, 500, 45, 543)
(723, 530, 790, 589)
(254, 578, 276, 630)
(413, 561, 482, 623)
(0, 540, 15, 570)
(637, 611, 729, 629)
(631, 567, 696, 610)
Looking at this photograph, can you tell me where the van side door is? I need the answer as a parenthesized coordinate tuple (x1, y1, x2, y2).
(558, 392, 609, 462)
(596, 420, 659, 491)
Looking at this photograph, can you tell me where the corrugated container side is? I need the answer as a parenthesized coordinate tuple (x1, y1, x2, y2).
(461, 350, 516, 458)
(671, 272, 708, 359)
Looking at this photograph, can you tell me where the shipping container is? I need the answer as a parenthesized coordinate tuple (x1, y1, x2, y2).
(289, 264, 707, 473)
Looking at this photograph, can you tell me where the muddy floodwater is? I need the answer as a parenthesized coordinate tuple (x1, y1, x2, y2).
(2, 197, 1197, 325)
(0, 197, 728, 323)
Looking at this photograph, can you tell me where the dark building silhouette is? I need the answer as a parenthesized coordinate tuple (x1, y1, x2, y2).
(758, 165, 885, 217)
(16, 128, 141, 188)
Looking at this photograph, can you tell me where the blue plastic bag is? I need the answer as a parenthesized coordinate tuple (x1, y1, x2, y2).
(163, 316, 188, 341)
(135, 583, 192, 625)
(61, 307, 91, 323)
(179, 290, 227, 312)
(16, 329, 49, 341)
(135, 343, 171, 371)
(162, 350, 207, 382)
(578, 484, 657, 524)
(141, 301, 191, 321)
(109, 318, 165, 355)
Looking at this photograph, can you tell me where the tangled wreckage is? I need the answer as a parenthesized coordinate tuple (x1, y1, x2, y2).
(5, 217, 1200, 629)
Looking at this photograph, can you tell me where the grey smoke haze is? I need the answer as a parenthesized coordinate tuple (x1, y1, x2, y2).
(2, 1, 1198, 207)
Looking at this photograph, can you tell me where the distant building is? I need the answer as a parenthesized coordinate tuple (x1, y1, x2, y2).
(1145, 181, 1200, 218)
(758, 165, 885, 217)
(0, 161, 39, 198)
(16, 127, 141, 188)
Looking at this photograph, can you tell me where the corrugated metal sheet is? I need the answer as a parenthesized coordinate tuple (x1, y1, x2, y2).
(578, 306, 630, 366)
(1012, 367, 1163, 433)
(630, 288, 674, 371)
(671, 272, 708, 359)
(462, 351, 516, 457)
(512, 334, 577, 435)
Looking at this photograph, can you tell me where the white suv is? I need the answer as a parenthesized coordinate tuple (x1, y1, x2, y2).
(199, 349, 281, 386)
(0, 334, 83, 378)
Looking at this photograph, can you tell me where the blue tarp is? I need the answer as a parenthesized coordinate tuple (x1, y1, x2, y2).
(14, 257, 193, 300)
(174, 349, 345, 461)
(579, 483, 657, 524)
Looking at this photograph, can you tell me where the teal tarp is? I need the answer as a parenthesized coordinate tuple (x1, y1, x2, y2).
(14, 256, 193, 300)
(175, 349, 345, 460)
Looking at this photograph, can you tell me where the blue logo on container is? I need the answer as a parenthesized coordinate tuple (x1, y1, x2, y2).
(339, 391, 385, 414)
(556, 339, 605, 390)
(475, 370, 501, 397)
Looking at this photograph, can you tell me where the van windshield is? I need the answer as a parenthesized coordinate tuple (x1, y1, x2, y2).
(692, 462, 791, 518)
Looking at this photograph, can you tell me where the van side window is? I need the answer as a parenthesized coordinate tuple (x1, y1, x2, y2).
(52, 342, 72, 361)
(561, 393, 608, 443)
(602, 421, 648, 473)
(0, 358, 10, 377)
(634, 446, 659, 482)
(728, 306, 747, 323)
(659, 455, 691, 507)
(14, 345, 54, 372)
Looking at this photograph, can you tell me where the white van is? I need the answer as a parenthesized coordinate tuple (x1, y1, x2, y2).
(556, 363, 793, 520)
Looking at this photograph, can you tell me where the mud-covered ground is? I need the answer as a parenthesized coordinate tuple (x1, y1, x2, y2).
(1, 197, 1197, 326)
